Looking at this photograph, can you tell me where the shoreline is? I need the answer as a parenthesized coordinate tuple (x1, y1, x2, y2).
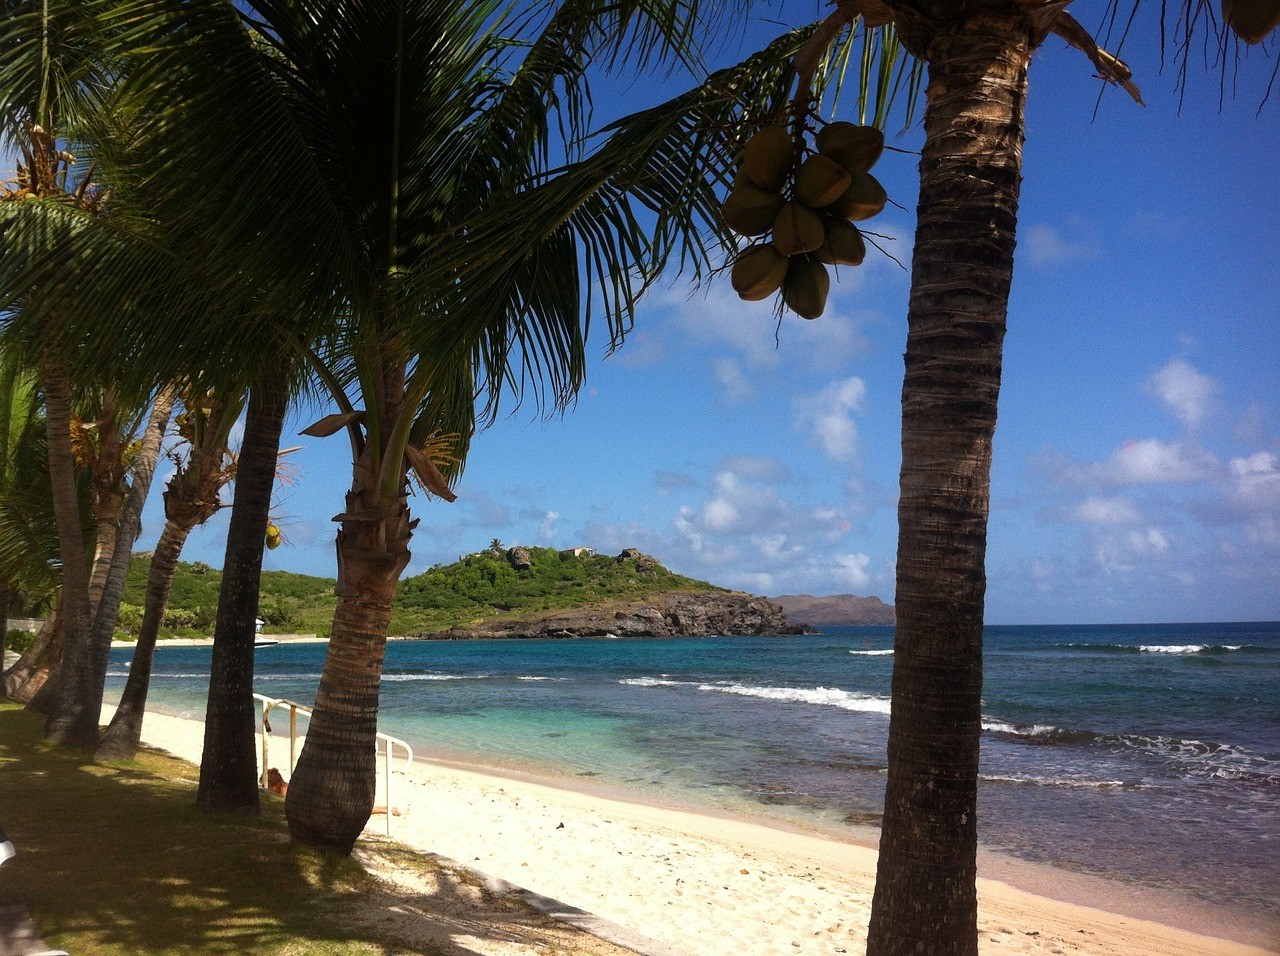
(127, 706, 1278, 956)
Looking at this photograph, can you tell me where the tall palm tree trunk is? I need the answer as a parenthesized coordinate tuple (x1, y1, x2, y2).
(96, 519, 191, 760)
(88, 508, 120, 614)
(5, 604, 61, 703)
(287, 437, 413, 853)
(40, 357, 97, 746)
(196, 374, 289, 815)
(84, 387, 174, 757)
(866, 12, 1030, 956)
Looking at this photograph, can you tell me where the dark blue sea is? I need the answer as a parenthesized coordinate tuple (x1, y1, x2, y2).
(107, 621, 1280, 922)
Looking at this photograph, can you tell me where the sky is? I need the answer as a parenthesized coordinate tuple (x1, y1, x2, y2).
(138, 2, 1279, 625)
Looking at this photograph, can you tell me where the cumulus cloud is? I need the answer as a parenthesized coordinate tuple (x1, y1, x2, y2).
(792, 376, 868, 461)
(1093, 526, 1172, 574)
(578, 453, 890, 598)
(537, 510, 559, 541)
(1051, 438, 1219, 487)
(712, 356, 753, 403)
(1021, 222, 1099, 269)
(1070, 496, 1142, 525)
(1229, 451, 1280, 507)
(835, 552, 872, 588)
(1146, 359, 1219, 429)
(642, 280, 870, 376)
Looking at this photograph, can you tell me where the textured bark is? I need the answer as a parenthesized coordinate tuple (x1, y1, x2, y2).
(40, 358, 97, 747)
(5, 607, 61, 704)
(866, 11, 1031, 956)
(85, 392, 127, 616)
(96, 520, 191, 760)
(287, 372, 412, 854)
(196, 375, 288, 815)
(82, 387, 174, 753)
(99, 385, 227, 761)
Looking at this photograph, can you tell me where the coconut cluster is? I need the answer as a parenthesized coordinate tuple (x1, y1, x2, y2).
(266, 523, 282, 550)
(724, 122, 887, 319)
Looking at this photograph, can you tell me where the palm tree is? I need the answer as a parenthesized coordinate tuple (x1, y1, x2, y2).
(675, 3, 1266, 953)
(23, 0, 762, 847)
(97, 382, 241, 760)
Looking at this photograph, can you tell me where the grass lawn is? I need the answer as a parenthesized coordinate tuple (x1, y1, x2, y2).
(0, 702, 624, 955)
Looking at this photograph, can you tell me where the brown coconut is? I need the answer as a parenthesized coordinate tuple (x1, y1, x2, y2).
(731, 244, 789, 301)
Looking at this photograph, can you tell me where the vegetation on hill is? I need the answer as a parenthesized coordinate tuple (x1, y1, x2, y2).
(116, 546, 723, 640)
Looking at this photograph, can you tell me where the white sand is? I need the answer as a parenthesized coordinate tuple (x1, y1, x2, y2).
(129, 708, 1278, 956)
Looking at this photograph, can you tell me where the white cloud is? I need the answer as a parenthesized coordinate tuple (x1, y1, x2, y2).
(1093, 526, 1171, 574)
(1071, 496, 1142, 525)
(646, 279, 870, 376)
(1055, 438, 1219, 487)
(711, 356, 753, 403)
(1021, 223, 1098, 269)
(792, 376, 868, 461)
(538, 510, 559, 541)
(1229, 451, 1280, 507)
(835, 552, 872, 589)
(1146, 359, 1219, 429)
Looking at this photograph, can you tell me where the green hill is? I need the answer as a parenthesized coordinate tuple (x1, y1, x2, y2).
(119, 546, 724, 640)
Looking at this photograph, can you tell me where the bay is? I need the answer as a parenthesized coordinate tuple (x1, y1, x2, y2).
(107, 620, 1280, 920)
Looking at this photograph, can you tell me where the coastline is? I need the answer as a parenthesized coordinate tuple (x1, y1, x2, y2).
(126, 706, 1278, 956)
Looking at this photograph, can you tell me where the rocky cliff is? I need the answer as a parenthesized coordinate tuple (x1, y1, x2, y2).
(410, 590, 809, 640)
(770, 593, 896, 626)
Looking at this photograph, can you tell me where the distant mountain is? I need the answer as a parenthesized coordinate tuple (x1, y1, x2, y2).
(770, 593, 895, 627)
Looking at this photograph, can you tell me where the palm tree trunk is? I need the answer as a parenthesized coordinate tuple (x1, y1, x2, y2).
(866, 13, 1030, 956)
(286, 453, 412, 853)
(96, 519, 191, 760)
(88, 511, 119, 615)
(12, 605, 63, 708)
(196, 374, 289, 815)
(87, 391, 173, 713)
(88, 388, 175, 759)
(40, 357, 97, 747)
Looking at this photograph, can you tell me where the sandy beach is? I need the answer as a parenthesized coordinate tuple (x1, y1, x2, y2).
(120, 706, 1277, 956)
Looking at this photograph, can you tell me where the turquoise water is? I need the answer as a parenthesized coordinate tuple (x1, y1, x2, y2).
(107, 621, 1280, 920)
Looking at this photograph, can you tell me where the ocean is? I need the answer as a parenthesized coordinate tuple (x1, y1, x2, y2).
(106, 621, 1280, 924)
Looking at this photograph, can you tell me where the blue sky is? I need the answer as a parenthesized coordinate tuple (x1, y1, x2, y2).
(140, 3, 1279, 625)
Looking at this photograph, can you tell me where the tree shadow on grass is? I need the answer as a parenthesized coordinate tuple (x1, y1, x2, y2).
(0, 705, 628, 955)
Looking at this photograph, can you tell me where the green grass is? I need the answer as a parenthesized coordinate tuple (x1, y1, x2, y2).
(117, 546, 725, 640)
(0, 703, 615, 955)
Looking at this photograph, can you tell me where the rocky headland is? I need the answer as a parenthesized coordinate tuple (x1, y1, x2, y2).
(409, 589, 810, 640)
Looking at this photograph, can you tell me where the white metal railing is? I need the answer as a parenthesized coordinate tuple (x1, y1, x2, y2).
(252, 692, 414, 836)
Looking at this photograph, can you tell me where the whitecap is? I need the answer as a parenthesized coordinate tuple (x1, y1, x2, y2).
(696, 682, 892, 715)
(619, 676, 688, 688)
(849, 649, 894, 656)
(980, 773, 1129, 790)
(381, 672, 488, 682)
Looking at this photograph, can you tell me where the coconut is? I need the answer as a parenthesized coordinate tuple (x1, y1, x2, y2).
(794, 154, 852, 209)
(721, 181, 785, 236)
(829, 172, 887, 222)
(741, 126, 795, 191)
(731, 244, 789, 301)
(1222, 0, 1280, 42)
(771, 202, 825, 256)
(814, 220, 866, 267)
(815, 123, 885, 175)
(782, 258, 831, 320)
